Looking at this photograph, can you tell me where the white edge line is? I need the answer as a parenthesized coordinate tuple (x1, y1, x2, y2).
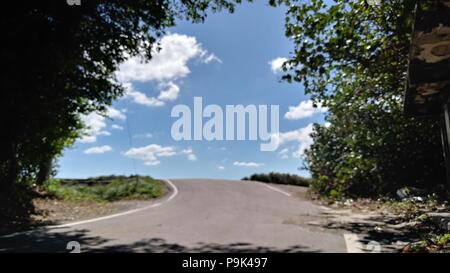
(260, 183, 292, 197)
(0, 179, 178, 238)
(53, 179, 178, 228)
(343, 233, 365, 253)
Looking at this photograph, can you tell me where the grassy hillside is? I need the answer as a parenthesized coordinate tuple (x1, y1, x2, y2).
(45, 175, 165, 202)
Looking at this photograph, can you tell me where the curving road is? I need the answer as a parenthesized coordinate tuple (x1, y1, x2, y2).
(0, 179, 348, 253)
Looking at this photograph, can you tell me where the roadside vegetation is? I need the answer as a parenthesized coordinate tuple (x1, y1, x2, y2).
(44, 175, 165, 202)
(267, 5, 450, 252)
(405, 233, 450, 253)
(272, 0, 445, 198)
(242, 172, 311, 187)
(0, 175, 165, 235)
(312, 190, 450, 253)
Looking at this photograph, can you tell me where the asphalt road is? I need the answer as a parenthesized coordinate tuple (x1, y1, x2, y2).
(0, 179, 348, 253)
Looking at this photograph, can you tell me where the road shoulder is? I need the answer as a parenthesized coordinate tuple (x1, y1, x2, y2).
(0, 179, 172, 236)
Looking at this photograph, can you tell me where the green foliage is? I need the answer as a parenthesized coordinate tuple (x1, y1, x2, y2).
(0, 0, 248, 188)
(271, 0, 446, 197)
(406, 233, 450, 253)
(242, 172, 311, 187)
(45, 175, 164, 202)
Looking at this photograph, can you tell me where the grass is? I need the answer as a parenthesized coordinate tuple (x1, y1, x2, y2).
(44, 175, 165, 202)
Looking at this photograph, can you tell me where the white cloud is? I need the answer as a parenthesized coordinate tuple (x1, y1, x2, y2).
(144, 160, 161, 166)
(202, 53, 222, 64)
(218, 166, 225, 170)
(278, 148, 289, 159)
(124, 145, 197, 166)
(181, 148, 197, 161)
(269, 57, 288, 73)
(157, 82, 180, 101)
(117, 33, 218, 83)
(78, 106, 125, 143)
(106, 107, 126, 121)
(111, 124, 124, 130)
(275, 123, 314, 145)
(79, 113, 108, 143)
(124, 144, 177, 166)
(84, 145, 113, 154)
(187, 154, 197, 161)
(123, 83, 164, 107)
(121, 79, 181, 108)
(134, 133, 153, 139)
(272, 123, 315, 158)
(79, 135, 97, 143)
(117, 33, 220, 107)
(284, 100, 327, 120)
(233, 161, 264, 168)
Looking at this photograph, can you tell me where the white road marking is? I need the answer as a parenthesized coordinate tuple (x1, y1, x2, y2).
(165, 179, 178, 202)
(53, 179, 178, 228)
(0, 179, 178, 238)
(260, 183, 292, 197)
(343, 233, 365, 253)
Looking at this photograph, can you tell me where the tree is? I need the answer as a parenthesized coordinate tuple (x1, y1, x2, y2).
(0, 0, 247, 190)
(271, 0, 446, 197)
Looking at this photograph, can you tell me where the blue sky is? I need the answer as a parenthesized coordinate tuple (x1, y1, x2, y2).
(57, 1, 327, 180)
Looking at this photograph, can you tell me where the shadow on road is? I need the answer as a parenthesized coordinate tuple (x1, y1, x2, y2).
(0, 228, 108, 253)
(0, 228, 319, 253)
(87, 238, 318, 253)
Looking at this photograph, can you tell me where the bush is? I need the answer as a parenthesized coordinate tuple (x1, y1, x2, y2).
(275, 1, 447, 199)
(242, 172, 311, 187)
(306, 113, 446, 198)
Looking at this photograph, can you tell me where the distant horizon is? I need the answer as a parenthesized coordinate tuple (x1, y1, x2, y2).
(55, 171, 313, 180)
